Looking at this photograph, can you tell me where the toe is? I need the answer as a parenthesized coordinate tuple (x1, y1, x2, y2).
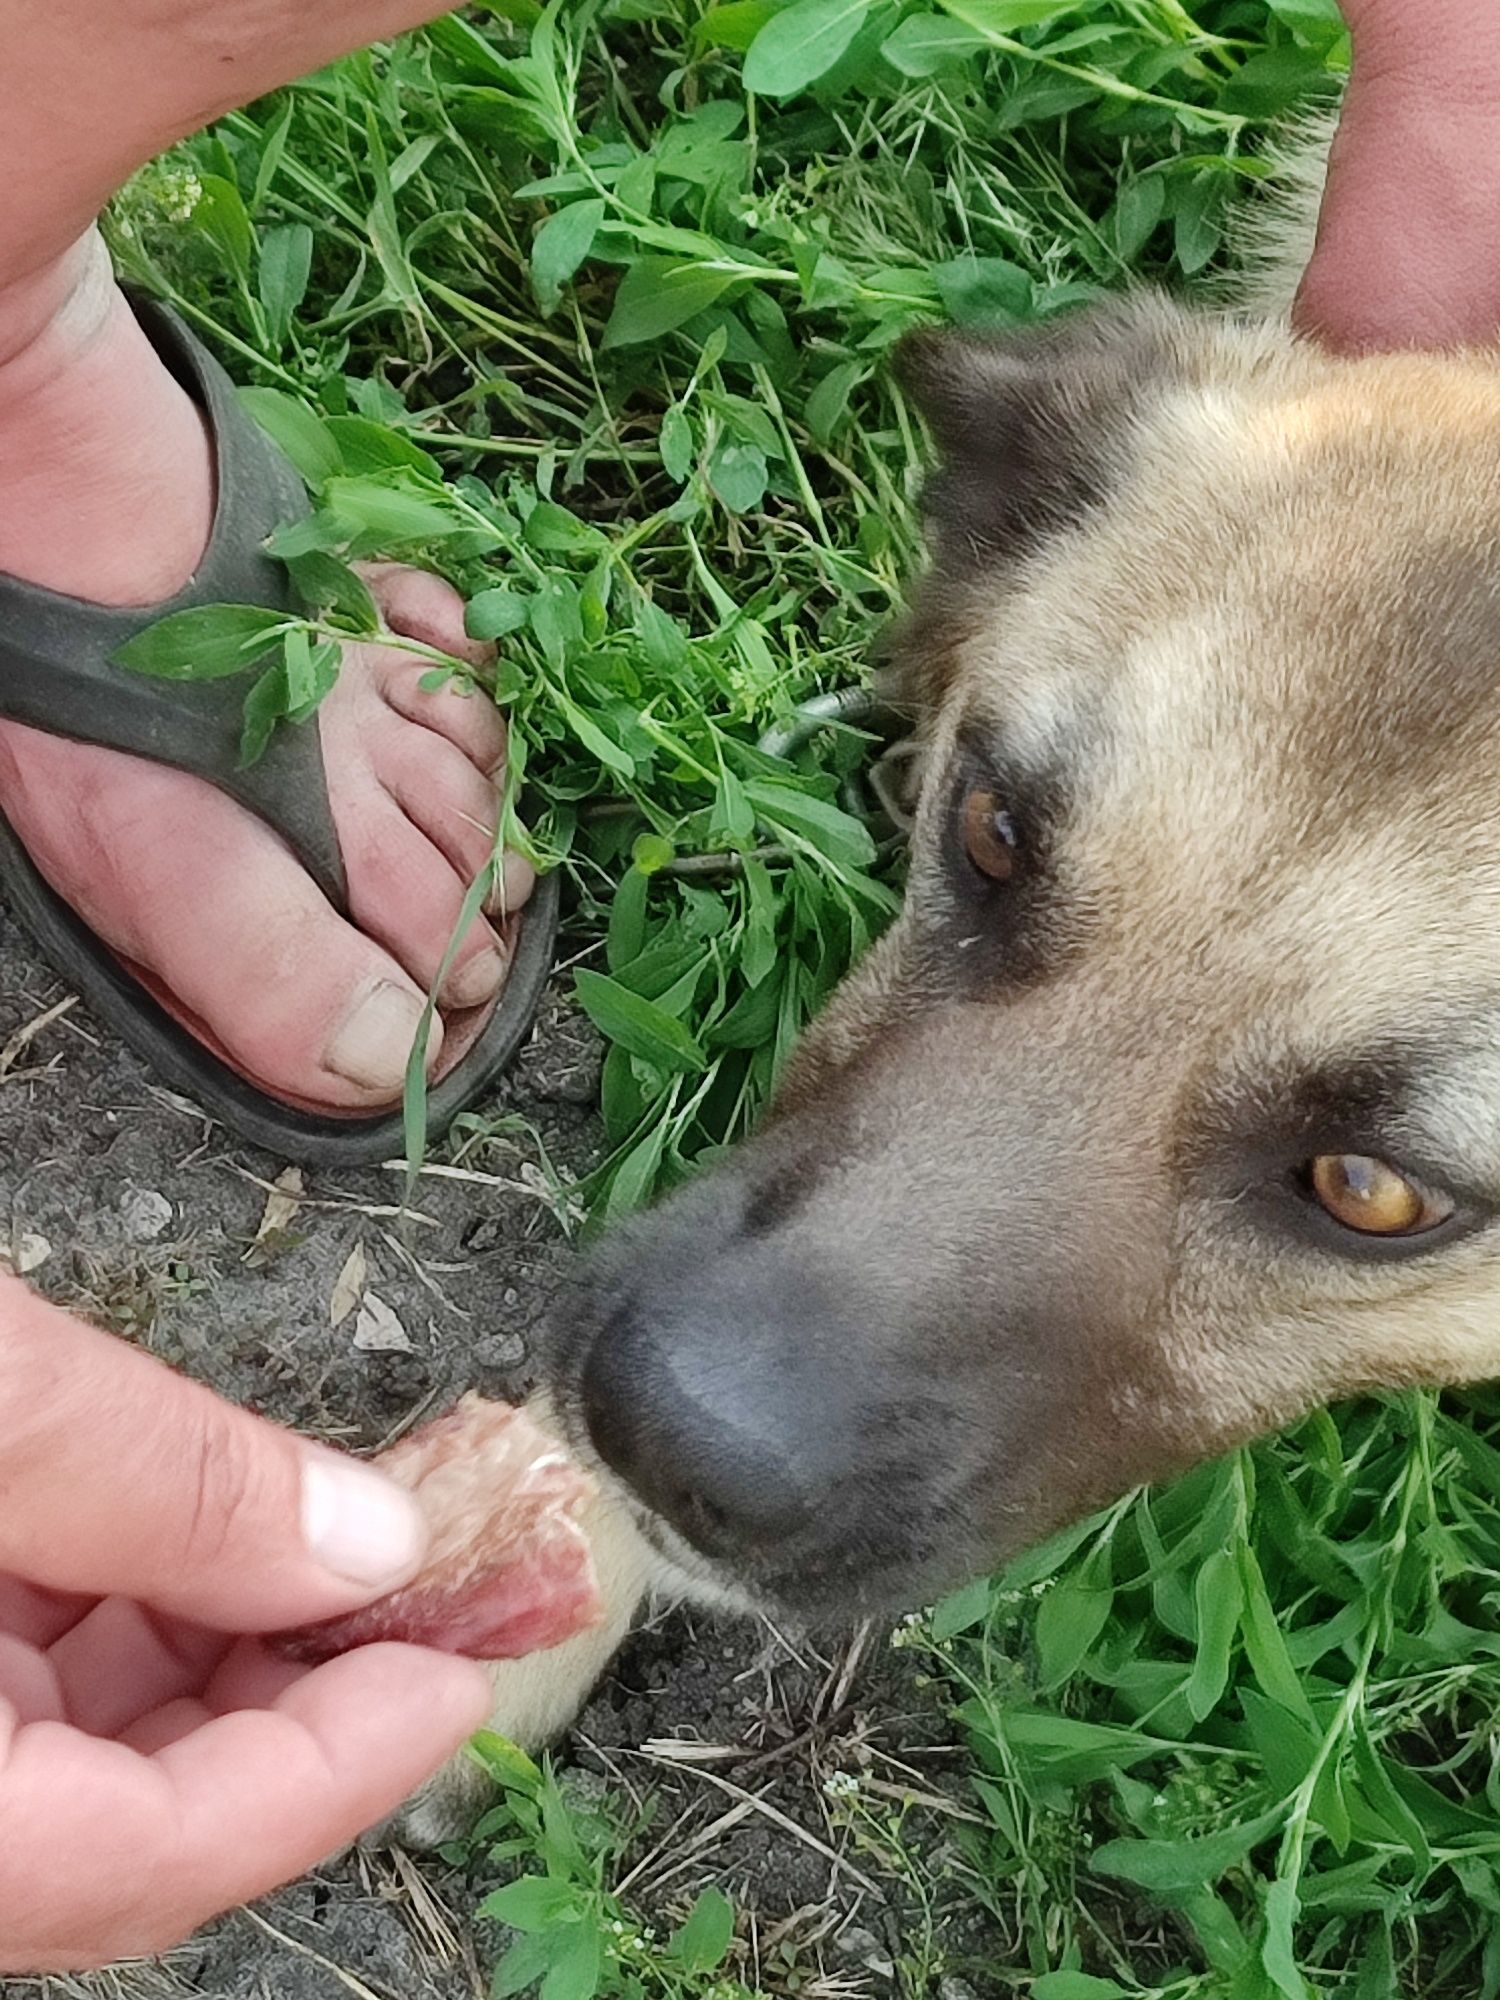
(337, 779, 509, 1014)
(376, 719, 501, 883)
(363, 563, 494, 670)
(376, 652, 509, 777)
(361, 566, 509, 775)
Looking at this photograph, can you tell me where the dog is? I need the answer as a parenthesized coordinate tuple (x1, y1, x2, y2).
(403, 115, 1500, 1838)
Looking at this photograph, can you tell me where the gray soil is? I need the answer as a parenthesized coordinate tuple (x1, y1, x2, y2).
(0, 916, 998, 2000)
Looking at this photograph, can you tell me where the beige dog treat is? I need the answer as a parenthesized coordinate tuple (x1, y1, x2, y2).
(276, 1395, 602, 1664)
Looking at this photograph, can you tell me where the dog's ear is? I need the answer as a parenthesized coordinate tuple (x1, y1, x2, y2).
(895, 300, 1187, 576)
(881, 300, 1191, 720)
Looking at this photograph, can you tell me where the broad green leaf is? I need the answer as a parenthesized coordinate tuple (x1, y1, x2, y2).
(1172, 171, 1223, 279)
(660, 405, 695, 482)
(114, 605, 288, 680)
(711, 766, 756, 844)
(1186, 1545, 1243, 1721)
(575, 969, 708, 1073)
(1000, 1710, 1164, 1787)
(468, 1731, 544, 1792)
(1036, 1577, 1113, 1691)
(632, 833, 676, 875)
(283, 551, 379, 630)
(467, 588, 530, 641)
(322, 474, 462, 545)
(932, 254, 1032, 326)
(492, 1931, 555, 1998)
(1261, 1878, 1307, 2000)
(882, 12, 986, 74)
(239, 659, 288, 767)
(606, 866, 651, 970)
(1237, 1544, 1315, 1722)
(257, 223, 313, 344)
(636, 596, 688, 670)
(743, 779, 875, 870)
(670, 1886, 735, 1972)
(531, 198, 605, 315)
(1266, 0, 1347, 42)
(803, 360, 863, 445)
(478, 1875, 582, 1933)
(524, 501, 607, 554)
(529, 578, 583, 667)
(240, 388, 343, 487)
(553, 687, 636, 776)
(283, 633, 340, 720)
(322, 417, 443, 478)
(929, 1575, 991, 1641)
(1031, 1977, 1129, 2000)
(743, 0, 870, 98)
(193, 173, 254, 278)
(540, 1920, 602, 2000)
(708, 440, 768, 514)
(1111, 174, 1167, 261)
(605, 1117, 669, 1219)
(602, 260, 736, 348)
(1091, 1806, 1285, 1895)
(935, 0, 1081, 31)
(697, 0, 783, 49)
(1219, 45, 1329, 118)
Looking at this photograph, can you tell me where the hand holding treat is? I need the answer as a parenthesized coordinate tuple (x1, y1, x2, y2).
(0, 1276, 592, 1974)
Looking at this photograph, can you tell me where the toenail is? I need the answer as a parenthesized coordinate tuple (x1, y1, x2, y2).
(445, 945, 508, 1010)
(324, 980, 431, 1092)
(487, 851, 535, 918)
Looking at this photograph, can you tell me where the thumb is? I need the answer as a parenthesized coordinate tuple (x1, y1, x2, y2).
(0, 1273, 428, 1631)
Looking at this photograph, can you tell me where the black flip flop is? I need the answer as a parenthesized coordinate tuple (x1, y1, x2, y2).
(0, 297, 558, 1166)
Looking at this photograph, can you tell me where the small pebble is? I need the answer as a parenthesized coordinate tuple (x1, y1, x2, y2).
(119, 1188, 172, 1241)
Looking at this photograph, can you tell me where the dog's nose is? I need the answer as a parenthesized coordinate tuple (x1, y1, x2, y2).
(579, 1266, 866, 1559)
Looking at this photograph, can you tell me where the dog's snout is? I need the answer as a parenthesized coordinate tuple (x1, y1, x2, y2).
(579, 1256, 869, 1561)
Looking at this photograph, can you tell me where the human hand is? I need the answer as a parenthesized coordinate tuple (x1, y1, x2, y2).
(1296, 0, 1500, 352)
(0, 1273, 491, 1973)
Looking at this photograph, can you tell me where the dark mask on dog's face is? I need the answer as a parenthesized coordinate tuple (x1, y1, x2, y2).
(546, 299, 1500, 1623)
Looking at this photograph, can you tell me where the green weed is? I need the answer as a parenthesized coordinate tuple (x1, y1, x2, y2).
(453, 1733, 752, 2000)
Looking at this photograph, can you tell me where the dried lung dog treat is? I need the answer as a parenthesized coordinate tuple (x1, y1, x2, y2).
(276, 1395, 602, 1664)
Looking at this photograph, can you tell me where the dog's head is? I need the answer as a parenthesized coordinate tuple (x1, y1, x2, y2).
(549, 295, 1500, 1622)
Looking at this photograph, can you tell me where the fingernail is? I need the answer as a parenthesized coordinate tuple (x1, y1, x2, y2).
(445, 944, 508, 1010)
(301, 1456, 427, 1589)
(324, 980, 432, 1091)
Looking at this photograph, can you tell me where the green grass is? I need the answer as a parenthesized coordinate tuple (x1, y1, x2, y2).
(102, 2, 1500, 1994)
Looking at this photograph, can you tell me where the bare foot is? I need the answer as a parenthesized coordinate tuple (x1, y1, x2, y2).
(0, 238, 533, 1111)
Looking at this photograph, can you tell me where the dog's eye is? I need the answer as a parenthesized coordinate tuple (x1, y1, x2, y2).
(961, 787, 1019, 882)
(1307, 1154, 1453, 1236)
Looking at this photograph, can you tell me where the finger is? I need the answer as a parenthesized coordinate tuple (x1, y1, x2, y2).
(0, 1648, 490, 1972)
(0, 1275, 429, 1630)
(45, 1600, 226, 1736)
(203, 1638, 311, 1715)
(0, 1578, 91, 1650)
(0, 1637, 62, 1727)
(118, 1698, 214, 1756)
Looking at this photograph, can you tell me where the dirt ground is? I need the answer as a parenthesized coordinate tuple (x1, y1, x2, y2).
(0, 915, 999, 2000)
